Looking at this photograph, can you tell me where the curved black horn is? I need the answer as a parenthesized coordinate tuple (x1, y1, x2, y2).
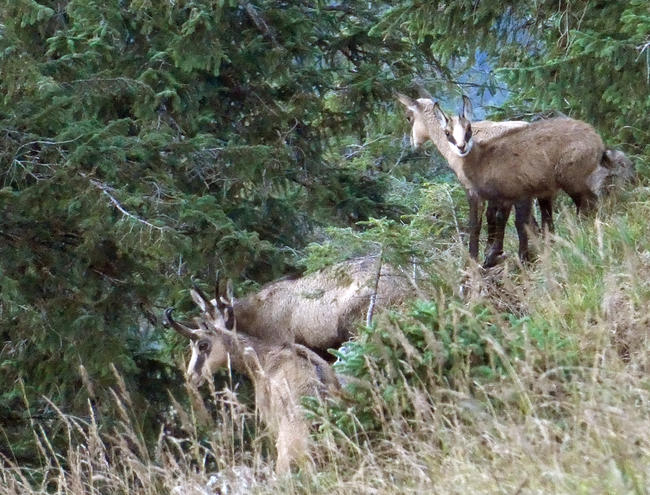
(164, 308, 199, 341)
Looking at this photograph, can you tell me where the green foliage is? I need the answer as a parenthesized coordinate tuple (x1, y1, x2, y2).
(331, 300, 501, 430)
(1, 0, 648, 484)
(495, 1, 649, 158)
(0, 0, 420, 463)
(373, 1, 649, 166)
(331, 290, 594, 434)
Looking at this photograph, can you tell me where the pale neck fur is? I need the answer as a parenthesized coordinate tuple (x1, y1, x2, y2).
(218, 329, 279, 377)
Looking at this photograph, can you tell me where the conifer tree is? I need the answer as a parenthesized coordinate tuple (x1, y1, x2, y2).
(0, 0, 421, 460)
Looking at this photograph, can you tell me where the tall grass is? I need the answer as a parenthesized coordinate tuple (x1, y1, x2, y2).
(2, 185, 649, 494)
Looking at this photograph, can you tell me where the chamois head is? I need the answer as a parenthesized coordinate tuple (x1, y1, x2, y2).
(190, 275, 236, 331)
(165, 286, 238, 387)
(432, 95, 474, 157)
(395, 93, 434, 150)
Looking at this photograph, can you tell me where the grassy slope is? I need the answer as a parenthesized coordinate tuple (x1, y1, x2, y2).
(1, 180, 649, 494)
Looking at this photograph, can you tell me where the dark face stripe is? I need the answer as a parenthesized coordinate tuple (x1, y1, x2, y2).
(314, 362, 325, 384)
(225, 307, 235, 330)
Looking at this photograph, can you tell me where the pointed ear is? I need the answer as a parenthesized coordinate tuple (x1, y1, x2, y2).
(192, 281, 214, 312)
(214, 270, 228, 311)
(225, 279, 234, 304)
(432, 102, 449, 128)
(461, 95, 473, 120)
(415, 84, 434, 101)
(190, 289, 209, 313)
(220, 279, 236, 330)
(395, 93, 418, 112)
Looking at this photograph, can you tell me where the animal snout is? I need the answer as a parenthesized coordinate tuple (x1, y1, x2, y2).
(454, 139, 473, 157)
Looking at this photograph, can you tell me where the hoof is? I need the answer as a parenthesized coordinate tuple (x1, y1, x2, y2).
(483, 251, 507, 268)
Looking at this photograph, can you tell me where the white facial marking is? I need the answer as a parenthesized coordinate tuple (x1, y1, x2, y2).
(453, 136, 473, 157)
(187, 344, 204, 386)
(452, 122, 465, 148)
(449, 118, 473, 157)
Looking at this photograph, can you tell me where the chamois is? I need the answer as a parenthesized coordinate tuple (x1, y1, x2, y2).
(189, 257, 410, 357)
(165, 288, 341, 474)
(430, 96, 608, 263)
(396, 93, 546, 267)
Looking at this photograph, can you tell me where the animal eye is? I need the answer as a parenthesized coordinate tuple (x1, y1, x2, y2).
(406, 115, 413, 123)
(465, 130, 472, 141)
(198, 341, 209, 352)
(444, 130, 450, 137)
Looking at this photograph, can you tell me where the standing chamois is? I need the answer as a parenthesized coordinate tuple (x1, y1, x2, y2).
(396, 92, 545, 267)
(429, 95, 609, 262)
(165, 285, 341, 474)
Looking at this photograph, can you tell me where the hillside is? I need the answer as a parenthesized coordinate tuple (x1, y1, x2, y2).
(1, 1, 648, 494)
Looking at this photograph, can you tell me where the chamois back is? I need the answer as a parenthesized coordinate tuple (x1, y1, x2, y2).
(459, 117, 605, 204)
(226, 257, 410, 351)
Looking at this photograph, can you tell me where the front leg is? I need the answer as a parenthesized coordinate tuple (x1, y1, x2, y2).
(466, 189, 484, 261)
(485, 200, 498, 258)
(483, 201, 511, 268)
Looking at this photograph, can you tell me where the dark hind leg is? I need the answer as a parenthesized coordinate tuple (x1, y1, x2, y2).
(513, 199, 534, 264)
(538, 197, 554, 234)
(569, 194, 583, 215)
(485, 200, 498, 258)
(580, 192, 599, 214)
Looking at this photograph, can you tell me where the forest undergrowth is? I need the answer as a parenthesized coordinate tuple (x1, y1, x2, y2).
(2, 181, 648, 495)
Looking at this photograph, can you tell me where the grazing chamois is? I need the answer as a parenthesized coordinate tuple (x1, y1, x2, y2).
(189, 257, 410, 356)
(396, 93, 546, 267)
(430, 96, 609, 264)
(165, 287, 341, 474)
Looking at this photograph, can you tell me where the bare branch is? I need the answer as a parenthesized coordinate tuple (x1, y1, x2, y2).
(13, 135, 84, 157)
(366, 248, 384, 327)
(81, 173, 170, 232)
